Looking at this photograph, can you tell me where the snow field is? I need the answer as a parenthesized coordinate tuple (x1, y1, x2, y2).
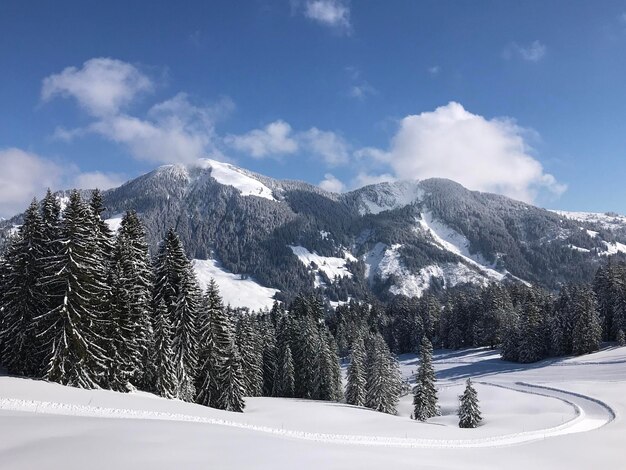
(192, 258, 279, 310)
(1, 346, 625, 469)
(196, 159, 276, 201)
(289, 245, 353, 282)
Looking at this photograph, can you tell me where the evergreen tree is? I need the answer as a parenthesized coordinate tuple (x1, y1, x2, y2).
(39, 189, 64, 353)
(500, 308, 521, 362)
(315, 327, 342, 401)
(273, 317, 295, 397)
(217, 342, 246, 412)
(235, 315, 263, 397)
(152, 299, 179, 398)
(617, 329, 625, 347)
(413, 336, 439, 421)
(153, 229, 200, 401)
(259, 317, 278, 396)
(293, 311, 319, 399)
(458, 378, 481, 428)
(195, 281, 222, 407)
(195, 281, 246, 411)
(108, 211, 153, 390)
(364, 332, 401, 414)
(45, 191, 110, 388)
(0, 200, 47, 376)
(89, 189, 115, 260)
(572, 286, 602, 355)
(551, 285, 576, 356)
(345, 333, 366, 406)
(517, 291, 546, 363)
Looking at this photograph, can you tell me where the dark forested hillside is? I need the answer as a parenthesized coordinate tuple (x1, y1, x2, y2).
(2, 159, 626, 303)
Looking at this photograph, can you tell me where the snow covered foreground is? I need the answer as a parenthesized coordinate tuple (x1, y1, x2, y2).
(1, 348, 626, 469)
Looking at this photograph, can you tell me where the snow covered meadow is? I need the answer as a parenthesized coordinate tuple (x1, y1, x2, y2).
(1, 345, 624, 469)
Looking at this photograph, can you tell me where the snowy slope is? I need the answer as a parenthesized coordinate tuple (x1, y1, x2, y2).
(289, 246, 353, 282)
(192, 258, 279, 310)
(418, 211, 505, 281)
(364, 243, 489, 297)
(104, 213, 124, 233)
(196, 159, 276, 201)
(356, 181, 423, 215)
(1, 346, 625, 469)
(551, 210, 626, 231)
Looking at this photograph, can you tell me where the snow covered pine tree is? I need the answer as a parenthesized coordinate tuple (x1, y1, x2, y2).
(413, 337, 439, 421)
(458, 378, 482, 428)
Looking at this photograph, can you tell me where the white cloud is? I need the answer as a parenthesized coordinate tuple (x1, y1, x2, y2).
(319, 173, 345, 192)
(352, 172, 395, 188)
(89, 113, 213, 165)
(303, 0, 351, 32)
(0, 148, 65, 218)
(0, 148, 127, 218)
(356, 102, 565, 203)
(349, 83, 376, 100)
(300, 127, 349, 166)
(49, 79, 230, 165)
(72, 171, 126, 190)
(503, 41, 547, 62)
(345, 66, 376, 100)
(42, 58, 153, 117)
(428, 65, 441, 76)
(226, 121, 349, 167)
(225, 120, 298, 158)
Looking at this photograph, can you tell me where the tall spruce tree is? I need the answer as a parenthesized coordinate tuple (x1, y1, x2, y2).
(517, 291, 546, 363)
(315, 327, 342, 401)
(217, 342, 246, 412)
(45, 191, 110, 388)
(293, 311, 320, 399)
(458, 378, 481, 428)
(196, 279, 223, 407)
(153, 229, 199, 401)
(259, 316, 278, 396)
(108, 211, 153, 390)
(572, 286, 602, 355)
(346, 333, 367, 406)
(364, 332, 402, 414)
(0, 200, 47, 376)
(413, 337, 439, 421)
(273, 316, 295, 397)
(152, 299, 179, 398)
(196, 281, 246, 411)
(235, 315, 263, 397)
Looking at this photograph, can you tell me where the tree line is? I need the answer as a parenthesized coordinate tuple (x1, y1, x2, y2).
(0, 190, 345, 412)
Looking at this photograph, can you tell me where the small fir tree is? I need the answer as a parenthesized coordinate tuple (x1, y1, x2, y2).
(413, 337, 439, 421)
(458, 378, 482, 428)
(346, 333, 366, 406)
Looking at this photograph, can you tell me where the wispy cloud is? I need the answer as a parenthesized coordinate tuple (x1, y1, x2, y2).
(297, 0, 352, 34)
(345, 66, 376, 100)
(0, 148, 127, 217)
(44, 59, 233, 165)
(225, 120, 298, 159)
(226, 120, 350, 167)
(428, 65, 441, 76)
(503, 40, 547, 62)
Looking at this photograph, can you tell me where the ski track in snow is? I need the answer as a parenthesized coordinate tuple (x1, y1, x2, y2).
(0, 381, 613, 449)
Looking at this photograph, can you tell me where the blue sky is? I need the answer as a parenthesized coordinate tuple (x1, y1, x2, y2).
(1, 0, 626, 217)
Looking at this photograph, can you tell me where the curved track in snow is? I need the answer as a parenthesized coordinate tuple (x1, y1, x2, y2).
(0, 381, 614, 449)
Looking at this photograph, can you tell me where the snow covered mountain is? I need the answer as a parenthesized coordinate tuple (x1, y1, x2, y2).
(2, 158, 625, 305)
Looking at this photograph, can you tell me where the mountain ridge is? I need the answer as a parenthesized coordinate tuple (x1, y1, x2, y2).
(2, 159, 626, 305)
